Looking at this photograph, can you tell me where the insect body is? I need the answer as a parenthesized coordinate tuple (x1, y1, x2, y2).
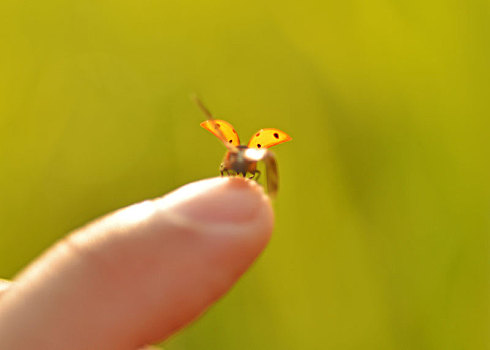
(195, 99, 291, 197)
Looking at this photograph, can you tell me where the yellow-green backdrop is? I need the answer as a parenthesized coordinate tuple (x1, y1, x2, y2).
(0, 1, 488, 349)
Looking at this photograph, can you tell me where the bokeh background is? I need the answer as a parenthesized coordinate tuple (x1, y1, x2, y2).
(1, 1, 489, 349)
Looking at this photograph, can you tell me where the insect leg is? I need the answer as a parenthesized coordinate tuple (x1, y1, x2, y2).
(249, 170, 261, 181)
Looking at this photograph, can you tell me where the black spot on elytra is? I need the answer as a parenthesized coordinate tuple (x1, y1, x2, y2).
(257, 144, 262, 148)
(216, 123, 221, 127)
(229, 140, 233, 143)
(273, 133, 279, 139)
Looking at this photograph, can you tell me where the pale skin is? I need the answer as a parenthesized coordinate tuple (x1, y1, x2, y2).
(0, 177, 274, 350)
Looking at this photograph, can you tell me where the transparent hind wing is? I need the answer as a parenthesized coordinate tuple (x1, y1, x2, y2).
(263, 151, 279, 197)
(243, 148, 279, 197)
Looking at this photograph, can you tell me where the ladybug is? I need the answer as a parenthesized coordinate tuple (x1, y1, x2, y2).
(195, 98, 291, 197)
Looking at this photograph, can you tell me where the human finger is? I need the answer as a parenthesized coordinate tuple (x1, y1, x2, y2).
(0, 177, 274, 350)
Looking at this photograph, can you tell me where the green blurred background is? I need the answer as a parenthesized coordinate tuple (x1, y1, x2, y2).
(1, 0, 489, 349)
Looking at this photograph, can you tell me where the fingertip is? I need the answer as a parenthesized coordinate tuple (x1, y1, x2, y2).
(0, 279, 11, 298)
(160, 176, 273, 228)
(151, 176, 274, 270)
